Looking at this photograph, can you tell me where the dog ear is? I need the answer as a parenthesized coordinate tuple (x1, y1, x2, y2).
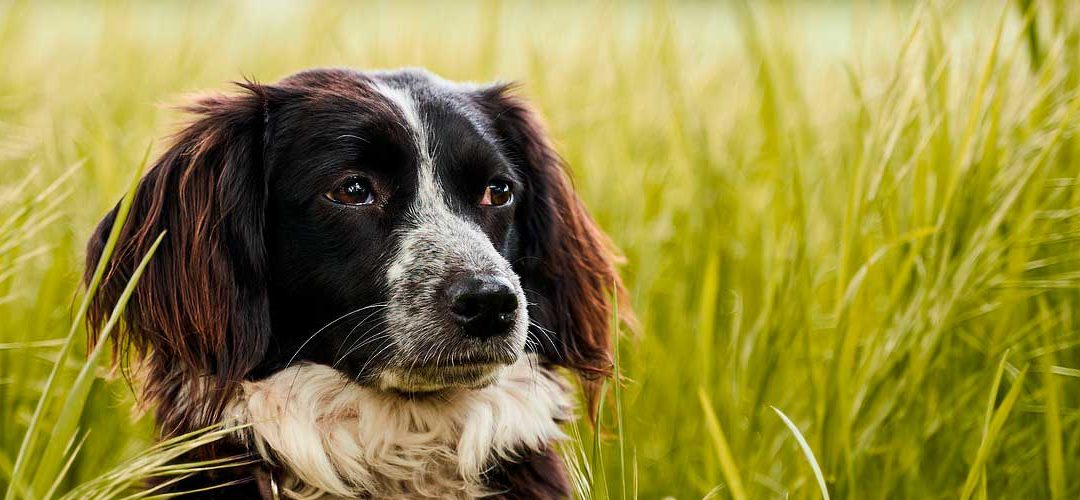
(475, 84, 634, 414)
(85, 83, 271, 435)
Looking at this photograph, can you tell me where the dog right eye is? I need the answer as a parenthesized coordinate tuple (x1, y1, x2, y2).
(326, 177, 375, 205)
(480, 179, 513, 207)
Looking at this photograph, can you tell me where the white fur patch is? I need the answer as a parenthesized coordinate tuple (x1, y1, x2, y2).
(227, 359, 570, 499)
(371, 82, 440, 218)
(370, 81, 530, 387)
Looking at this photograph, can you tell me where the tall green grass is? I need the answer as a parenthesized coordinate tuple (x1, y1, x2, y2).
(2, 1, 1079, 498)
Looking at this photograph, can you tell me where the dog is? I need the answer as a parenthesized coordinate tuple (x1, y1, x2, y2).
(84, 68, 631, 499)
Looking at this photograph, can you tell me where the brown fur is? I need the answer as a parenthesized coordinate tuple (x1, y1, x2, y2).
(478, 85, 635, 415)
(85, 83, 272, 441)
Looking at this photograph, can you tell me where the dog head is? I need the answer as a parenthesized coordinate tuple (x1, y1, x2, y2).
(85, 68, 631, 433)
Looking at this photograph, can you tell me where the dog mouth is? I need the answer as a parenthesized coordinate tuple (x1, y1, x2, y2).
(375, 345, 522, 394)
(377, 363, 505, 394)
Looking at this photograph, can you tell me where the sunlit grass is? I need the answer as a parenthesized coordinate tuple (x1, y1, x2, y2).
(2, 0, 1079, 498)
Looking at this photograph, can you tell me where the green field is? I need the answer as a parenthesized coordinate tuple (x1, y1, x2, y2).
(2, 1, 1079, 498)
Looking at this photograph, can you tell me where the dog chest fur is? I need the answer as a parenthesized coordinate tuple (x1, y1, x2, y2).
(227, 358, 571, 498)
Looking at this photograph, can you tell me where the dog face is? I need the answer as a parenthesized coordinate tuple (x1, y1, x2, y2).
(265, 71, 528, 392)
(85, 68, 629, 433)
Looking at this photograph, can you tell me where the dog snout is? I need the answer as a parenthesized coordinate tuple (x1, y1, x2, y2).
(445, 274, 518, 339)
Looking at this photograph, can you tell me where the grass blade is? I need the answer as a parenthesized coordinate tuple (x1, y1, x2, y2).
(960, 364, 1029, 500)
(771, 406, 830, 500)
(699, 388, 747, 500)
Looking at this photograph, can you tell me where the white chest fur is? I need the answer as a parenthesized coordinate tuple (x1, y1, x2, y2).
(227, 359, 571, 499)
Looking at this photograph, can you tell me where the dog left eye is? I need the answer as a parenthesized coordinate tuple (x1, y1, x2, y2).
(326, 177, 375, 205)
(480, 180, 513, 207)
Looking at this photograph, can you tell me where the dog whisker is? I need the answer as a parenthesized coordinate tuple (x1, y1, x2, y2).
(333, 330, 392, 370)
(528, 319, 559, 354)
(353, 340, 396, 385)
(334, 304, 390, 361)
(334, 318, 393, 366)
(285, 302, 390, 370)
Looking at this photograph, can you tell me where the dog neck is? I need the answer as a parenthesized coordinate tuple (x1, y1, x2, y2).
(227, 357, 571, 499)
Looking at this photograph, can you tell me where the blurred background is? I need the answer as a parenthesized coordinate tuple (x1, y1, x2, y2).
(1, 1, 1079, 498)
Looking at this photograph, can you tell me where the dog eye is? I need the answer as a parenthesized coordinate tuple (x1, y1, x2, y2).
(480, 180, 513, 207)
(326, 177, 375, 205)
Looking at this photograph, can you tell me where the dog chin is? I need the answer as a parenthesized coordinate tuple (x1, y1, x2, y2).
(376, 363, 512, 394)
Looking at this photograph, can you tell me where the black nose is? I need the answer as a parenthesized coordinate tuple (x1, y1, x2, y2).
(446, 274, 518, 339)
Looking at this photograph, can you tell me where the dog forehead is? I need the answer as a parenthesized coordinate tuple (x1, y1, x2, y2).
(369, 68, 475, 103)
(368, 69, 497, 141)
(272, 68, 496, 148)
(266, 68, 509, 200)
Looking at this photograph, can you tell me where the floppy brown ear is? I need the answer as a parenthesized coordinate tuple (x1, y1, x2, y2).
(476, 84, 634, 414)
(85, 83, 271, 436)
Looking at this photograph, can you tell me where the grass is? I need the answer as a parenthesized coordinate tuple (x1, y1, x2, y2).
(1, 0, 1079, 498)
